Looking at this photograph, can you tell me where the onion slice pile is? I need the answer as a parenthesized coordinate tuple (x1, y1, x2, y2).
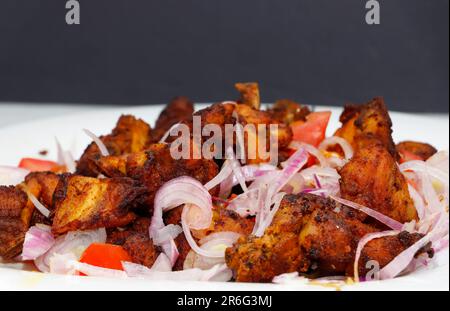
(150, 176, 215, 266)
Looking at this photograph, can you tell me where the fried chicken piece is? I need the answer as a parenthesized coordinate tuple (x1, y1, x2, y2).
(226, 194, 427, 282)
(235, 82, 260, 110)
(339, 144, 417, 224)
(396, 141, 437, 161)
(177, 102, 292, 164)
(77, 115, 152, 177)
(267, 99, 311, 125)
(225, 194, 327, 282)
(335, 98, 398, 159)
(0, 186, 31, 259)
(106, 217, 159, 268)
(152, 97, 194, 142)
(163, 205, 254, 270)
(97, 143, 219, 211)
(122, 234, 159, 268)
(355, 231, 431, 277)
(52, 175, 146, 235)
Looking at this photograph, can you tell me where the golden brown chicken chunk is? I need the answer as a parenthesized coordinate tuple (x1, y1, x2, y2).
(226, 194, 425, 282)
(77, 115, 152, 177)
(152, 96, 195, 142)
(335, 98, 398, 160)
(0, 186, 31, 259)
(235, 82, 261, 110)
(339, 143, 418, 224)
(267, 99, 311, 125)
(52, 175, 146, 235)
(396, 141, 437, 161)
(21, 172, 61, 225)
(96, 143, 219, 211)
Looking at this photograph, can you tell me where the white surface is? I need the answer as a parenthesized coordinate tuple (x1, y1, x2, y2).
(0, 104, 448, 291)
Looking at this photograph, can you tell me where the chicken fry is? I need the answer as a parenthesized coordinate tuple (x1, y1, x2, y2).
(52, 175, 146, 235)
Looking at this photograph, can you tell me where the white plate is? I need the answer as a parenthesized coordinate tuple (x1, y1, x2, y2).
(0, 105, 448, 291)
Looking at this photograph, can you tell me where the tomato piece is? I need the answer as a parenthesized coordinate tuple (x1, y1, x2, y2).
(291, 111, 332, 147)
(79, 243, 132, 272)
(399, 150, 424, 164)
(18, 158, 59, 172)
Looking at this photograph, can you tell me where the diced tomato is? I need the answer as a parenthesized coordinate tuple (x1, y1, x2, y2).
(18, 158, 59, 172)
(291, 111, 332, 147)
(79, 243, 132, 273)
(399, 151, 424, 164)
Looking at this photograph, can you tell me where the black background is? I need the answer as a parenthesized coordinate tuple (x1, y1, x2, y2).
(0, 0, 448, 112)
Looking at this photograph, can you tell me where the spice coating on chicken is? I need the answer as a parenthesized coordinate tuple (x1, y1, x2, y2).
(52, 174, 146, 235)
(226, 194, 425, 282)
(335, 98, 398, 160)
(339, 143, 418, 224)
(0, 186, 30, 259)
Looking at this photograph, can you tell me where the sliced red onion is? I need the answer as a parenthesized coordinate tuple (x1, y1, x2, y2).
(227, 187, 262, 217)
(122, 262, 232, 282)
(269, 147, 309, 195)
(150, 177, 214, 264)
(74, 261, 128, 278)
(27, 191, 51, 218)
(330, 196, 404, 230)
(0, 166, 29, 186)
(150, 253, 173, 272)
(181, 206, 224, 258)
(161, 239, 180, 267)
(151, 177, 212, 234)
(83, 129, 110, 157)
(408, 183, 426, 220)
(319, 136, 354, 160)
(55, 137, 76, 173)
(400, 160, 448, 185)
(289, 142, 328, 167)
(433, 235, 449, 253)
(204, 160, 232, 191)
(427, 151, 449, 174)
(253, 192, 286, 237)
(48, 253, 78, 275)
(225, 147, 248, 192)
(35, 228, 107, 273)
(353, 230, 400, 281)
(183, 232, 241, 270)
(21, 225, 55, 261)
(152, 224, 183, 246)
